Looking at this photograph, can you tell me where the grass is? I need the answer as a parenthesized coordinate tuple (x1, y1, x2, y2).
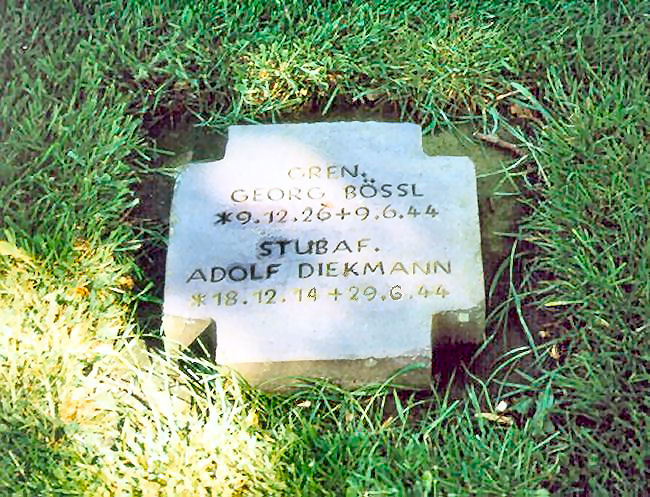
(1, 0, 648, 495)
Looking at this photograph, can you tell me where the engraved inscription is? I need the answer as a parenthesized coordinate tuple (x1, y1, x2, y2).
(186, 162, 453, 301)
(163, 122, 485, 374)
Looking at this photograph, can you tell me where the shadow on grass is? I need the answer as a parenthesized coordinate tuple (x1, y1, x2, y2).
(0, 408, 94, 495)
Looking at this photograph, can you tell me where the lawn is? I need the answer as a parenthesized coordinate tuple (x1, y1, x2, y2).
(1, 0, 648, 495)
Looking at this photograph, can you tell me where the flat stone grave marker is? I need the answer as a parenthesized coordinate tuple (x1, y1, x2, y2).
(163, 121, 484, 388)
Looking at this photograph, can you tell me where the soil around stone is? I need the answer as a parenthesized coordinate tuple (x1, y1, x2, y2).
(131, 107, 532, 391)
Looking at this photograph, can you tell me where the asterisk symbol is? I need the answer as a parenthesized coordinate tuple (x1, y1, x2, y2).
(214, 211, 233, 225)
(190, 293, 206, 307)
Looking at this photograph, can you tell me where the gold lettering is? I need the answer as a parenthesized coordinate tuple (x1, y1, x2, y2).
(389, 262, 409, 275)
(231, 189, 247, 202)
(433, 260, 451, 274)
(287, 167, 303, 179)
(332, 240, 353, 254)
(186, 269, 207, 283)
(363, 262, 384, 275)
(411, 262, 430, 275)
(341, 164, 359, 178)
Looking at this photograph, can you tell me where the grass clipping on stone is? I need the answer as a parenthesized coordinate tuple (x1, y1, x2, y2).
(0, 241, 284, 496)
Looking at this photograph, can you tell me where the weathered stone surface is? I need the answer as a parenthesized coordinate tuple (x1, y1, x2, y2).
(163, 121, 484, 389)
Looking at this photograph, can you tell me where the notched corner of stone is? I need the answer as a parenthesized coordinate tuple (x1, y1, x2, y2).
(173, 157, 217, 189)
(431, 305, 485, 346)
(170, 153, 196, 177)
(161, 313, 215, 352)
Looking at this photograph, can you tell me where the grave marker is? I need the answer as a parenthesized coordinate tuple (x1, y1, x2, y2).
(163, 122, 484, 388)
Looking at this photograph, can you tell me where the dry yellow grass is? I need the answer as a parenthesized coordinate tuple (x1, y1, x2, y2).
(0, 240, 284, 496)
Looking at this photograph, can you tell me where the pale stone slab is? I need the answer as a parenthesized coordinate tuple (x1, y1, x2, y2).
(163, 121, 484, 388)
